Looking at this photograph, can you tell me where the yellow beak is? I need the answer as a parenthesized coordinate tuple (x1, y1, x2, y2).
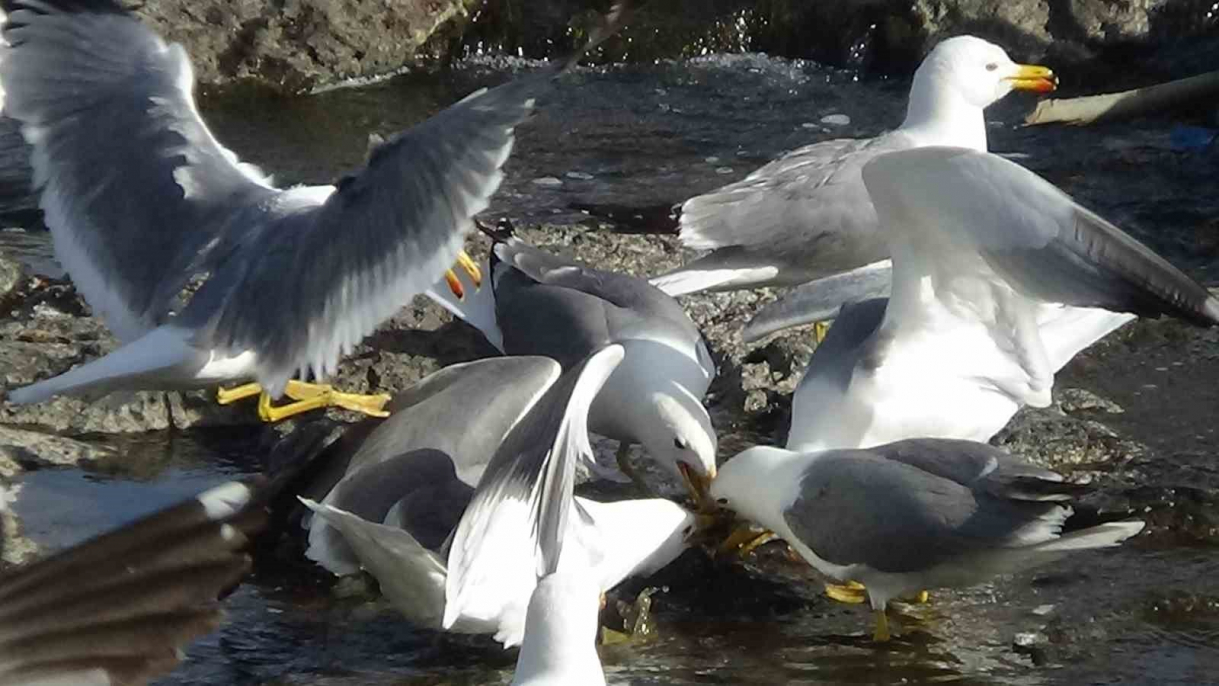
(677, 461, 716, 511)
(1005, 64, 1057, 93)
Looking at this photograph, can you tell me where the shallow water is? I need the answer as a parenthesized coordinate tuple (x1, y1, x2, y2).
(3, 54, 1219, 684)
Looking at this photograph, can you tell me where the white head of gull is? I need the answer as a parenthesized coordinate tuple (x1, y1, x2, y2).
(649, 35, 1056, 310)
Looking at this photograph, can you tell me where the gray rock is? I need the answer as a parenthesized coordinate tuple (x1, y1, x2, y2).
(0, 425, 116, 471)
(133, 0, 479, 92)
(991, 404, 1144, 471)
(0, 249, 23, 308)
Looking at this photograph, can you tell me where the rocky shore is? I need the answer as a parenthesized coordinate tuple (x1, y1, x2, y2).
(96, 0, 1219, 92)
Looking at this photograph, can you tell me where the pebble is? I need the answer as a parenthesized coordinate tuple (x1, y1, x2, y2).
(531, 176, 563, 187)
(565, 171, 594, 180)
(820, 113, 850, 126)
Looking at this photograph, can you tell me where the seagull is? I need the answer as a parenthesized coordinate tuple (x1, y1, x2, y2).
(650, 35, 1055, 332)
(785, 147, 1219, 453)
(0, 478, 266, 685)
(510, 566, 607, 686)
(430, 225, 718, 501)
(0, 0, 548, 421)
(300, 350, 695, 647)
(710, 438, 1146, 642)
(445, 350, 626, 684)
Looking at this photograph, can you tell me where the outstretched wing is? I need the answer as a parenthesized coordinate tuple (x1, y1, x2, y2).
(1, 0, 276, 341)
(860, 146, 1219, 407)
(444, 345, 624, 629)
(183, 74, 542, 393)
(863, 147, 1219, 325)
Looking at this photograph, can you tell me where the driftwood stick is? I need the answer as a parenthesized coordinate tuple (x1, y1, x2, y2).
(1025, 70, 1219, 126)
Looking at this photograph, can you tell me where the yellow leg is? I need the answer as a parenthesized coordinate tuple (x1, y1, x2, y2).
(216, 382, 263, 405)
(813, 320, 831, 344)
(257, 389, 332, 422)
(443, 250, 483, 300)
(824, 580, 867, 605)
(318, 388, 391, 417)
(227, 381, 391, 423)
(873, 608, 891, 642)
(456, 250, 482, 286)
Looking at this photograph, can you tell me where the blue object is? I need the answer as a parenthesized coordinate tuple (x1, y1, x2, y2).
(1170, 125, 1217, 151)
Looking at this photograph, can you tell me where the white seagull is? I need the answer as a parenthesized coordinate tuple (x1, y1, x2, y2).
(0, 0, 548, 421)
(785, 147, 1219, 453)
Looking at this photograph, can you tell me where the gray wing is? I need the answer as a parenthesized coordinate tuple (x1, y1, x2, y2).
(784, 451, 1068, 574)
(863, 147, 1219, 326)
(0, 479, 262, 686)
(677, 132, 915, 253)
(742, 260, 893, 342)
(790, 297, 888, 396)
(0, 0, 277, 341)
(182, 76, 541, 393)
(873, 439, 1089, 503)
(494, 237, 701, 336)
(347, 356, 563, 484)
(492, 238, 710, 371)
(445, 345, 623, 626)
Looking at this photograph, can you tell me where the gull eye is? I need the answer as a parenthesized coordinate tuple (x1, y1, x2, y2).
(674, 437, 689, 450)
(985, 62, 998, 72)
(716, 497, 729, 505)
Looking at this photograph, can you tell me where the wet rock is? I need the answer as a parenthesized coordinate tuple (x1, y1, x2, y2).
(134, 0, 479, 92)
(992, 404, 1144, 472)
(1057, 387, 1124, 415)
(0, 249, 23, 308)
(0, 425, 115, 471)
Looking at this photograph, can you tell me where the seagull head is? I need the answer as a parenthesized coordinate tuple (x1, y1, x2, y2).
(918, 35, 1057, 110)
(641, 384, 717, 506)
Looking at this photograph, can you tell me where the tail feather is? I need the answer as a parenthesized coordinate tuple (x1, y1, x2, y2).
(1034, 520, 1145, 554)
(6, 325, 208, 404)
(425, 263, 504, 351)
(300, 498, 450, 629)
(650, 259, 779, 297)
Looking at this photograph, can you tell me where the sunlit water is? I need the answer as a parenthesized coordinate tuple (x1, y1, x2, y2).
(3, 54, 1219, 684)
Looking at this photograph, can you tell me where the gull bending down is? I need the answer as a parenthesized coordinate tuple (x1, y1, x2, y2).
(300, 351, 695, 648)
(430, 227, 718, 501)
(712, 438, 1145, 642)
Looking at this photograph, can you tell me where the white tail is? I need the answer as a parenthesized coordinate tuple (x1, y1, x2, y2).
(425, 264, 504, 351)
(7, 325, 211, 404)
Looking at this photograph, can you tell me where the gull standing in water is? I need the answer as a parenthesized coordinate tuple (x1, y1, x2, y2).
(0, 478, 268, 685)
(0, 0, 582, 420)
(431, 225, 718, 501)
(711, 438, 1145, 642)
(651, 36, 1055, 335)
(301, 349, 695, 647)
(785, 147, 1219, 453)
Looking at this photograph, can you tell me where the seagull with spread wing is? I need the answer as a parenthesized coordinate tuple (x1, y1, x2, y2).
(0, 0, 571, 420)
(650, 36, 1056, 343)
(785, 146, 1219, 453)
